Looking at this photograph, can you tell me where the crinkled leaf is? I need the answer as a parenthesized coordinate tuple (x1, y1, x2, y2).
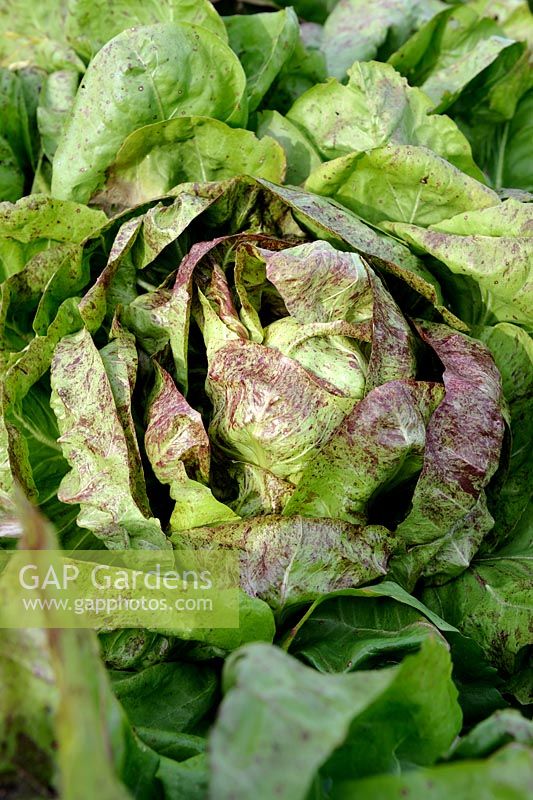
(206, 339, 355, 484)
(178, 515, 392, 611)
(387, 199, 533, 327)
(390, 323, 505, 586)
(287, 60, 485, 180)
(52, 23, 247, 202)
(144, 362, 237, 531)
(50, 327, 167, 548)
(286, 380, 442, 524)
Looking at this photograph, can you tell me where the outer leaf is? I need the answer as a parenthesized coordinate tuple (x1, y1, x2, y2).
(224, 8, 299, 112)
(209, 637, 460, 800)
(179, 515, 391, 611)
(0, 138, 24, 203)
(480, 323, 533, 543)
(450, 710, 533, 760)
(50, 328, 167, 548)
(287, 60, 485, 179)
(331, 744, 533, 799)
(0, 194, 106, 280)
(275, 1, 338, 25)
(256, 110, 321, 185)
(144, 362, 238, 531)
(322, 0, 446, 80)
(65, 0, 227, 61)
(37, 69, 80, 160)
(387, 199, 533, 327)
(389, 4, 527, 113)
(110, 661, 217, 735)
(422, 545, 532, 675)
(286, 380, 443, 524)
(305, 144, 498, 227)
(97, 116, 286, 210)
(390, 323, 505, 586)
(52, 24, 248, 202)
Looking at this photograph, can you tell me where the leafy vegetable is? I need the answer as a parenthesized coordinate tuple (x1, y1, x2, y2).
(0, 1, 532, 798)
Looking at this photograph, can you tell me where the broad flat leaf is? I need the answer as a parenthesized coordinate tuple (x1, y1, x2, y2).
(422, 545, 532, 674)
(52, 24, 247, 202)
(501, 90, 533, 191)
(387, 199, 533, 326)
(144, 362, 237, 531)
(110, 661, 218, 735)
(305, 144, 498, 227)
(331, 744, 533, 799)
(50, 327, 168, 548)
(286, 60, 485, 180)
(97, 116, 286, 210)
(256, 110, 321, 185)
(178, 515, 392, 611)
(65, 0, 227, 60)
(262, 26, 327, 116)
(287, 580, 504, 723)
(390, 323, 505, 586)
(209, 637, 460, 799)
(321, 0, 446, 80)
(224, 8, 299, 112)
(286, 380, 443, 524)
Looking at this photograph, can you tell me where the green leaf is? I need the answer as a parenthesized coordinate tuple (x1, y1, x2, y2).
(50, 327, 168, 548)
(65, 0, 227, 61)
(256, 110, 321, 185)
(331, 743, 533, 799)
(209, 637, 460, 799)
(52, 23, 248, 202)
(0, 194, 106, 281)
(480, 323, 533, 543)
(224, 8, 299, 112)
(305, 144, 498, 227)
(287, 60, 485, 180)
(450, 710, 533, 760)
(387, 199, 533, 327)
(275, 1, 338, 25)
(96, 116, 286, 210)
(178, 515, 392, 612)
(110, 661, 218, 735)
(422, 543, 532, 675)
(37, 69, 80, 160)
(0, 137, 24, 203)
(389, 4, 528, 113)
(321, 0, 446, 80)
